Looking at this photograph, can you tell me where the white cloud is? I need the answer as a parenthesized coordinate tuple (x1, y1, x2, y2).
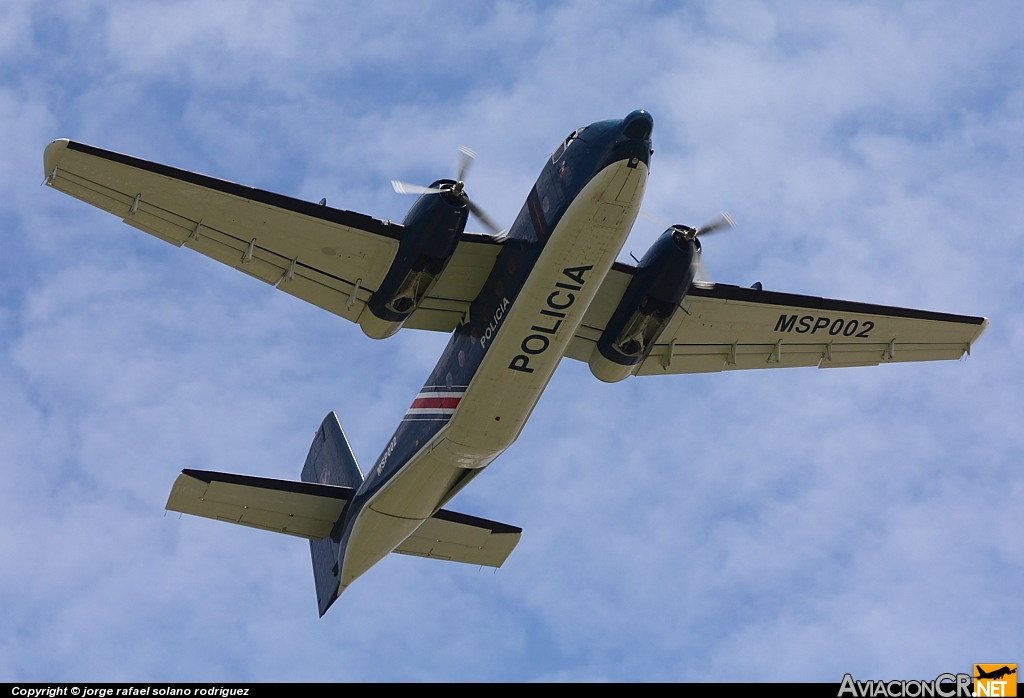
(1, 0, 1021, 682)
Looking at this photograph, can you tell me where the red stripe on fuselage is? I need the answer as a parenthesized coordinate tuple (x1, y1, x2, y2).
(410, 397, 462, 410)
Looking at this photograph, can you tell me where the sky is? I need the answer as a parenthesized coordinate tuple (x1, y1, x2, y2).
(1, 0, 1022, 683)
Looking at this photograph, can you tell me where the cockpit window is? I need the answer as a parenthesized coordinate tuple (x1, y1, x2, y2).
(552, 126, 588, 163)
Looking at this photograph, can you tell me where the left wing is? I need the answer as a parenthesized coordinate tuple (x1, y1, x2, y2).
(43, 139, 501, 331)
(568, 264, 988, 375)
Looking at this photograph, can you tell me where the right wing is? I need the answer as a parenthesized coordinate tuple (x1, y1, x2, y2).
(569, 264, 988, 375)
(44, 139, 501, 331)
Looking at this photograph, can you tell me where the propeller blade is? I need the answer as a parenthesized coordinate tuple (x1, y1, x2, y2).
(392, 181, 442, 195)
(640, 209, 670, 228)
(695, 212, 736, 237)
(691, 251, 715, 289)
(457, 146, 476, 183)
(465, 198, 504, 236)
(393, 147, 501, 235)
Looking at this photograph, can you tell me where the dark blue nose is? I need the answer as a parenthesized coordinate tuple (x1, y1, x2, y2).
(622, 110, 654, 140)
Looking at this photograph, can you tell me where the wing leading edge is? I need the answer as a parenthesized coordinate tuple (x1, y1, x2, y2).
(43, 139, 501, 332)
(569, 264, 988, 375)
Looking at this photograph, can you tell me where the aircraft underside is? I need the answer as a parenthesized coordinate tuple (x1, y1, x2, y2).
(42, 109, 987, 616)
(340, 158, 648, 590)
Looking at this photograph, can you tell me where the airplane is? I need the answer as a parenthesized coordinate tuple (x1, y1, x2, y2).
(42, 110, 988, 617)
(975, 666, 1016, 681)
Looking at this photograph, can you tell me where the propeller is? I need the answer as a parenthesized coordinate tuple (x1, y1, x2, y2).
(641, 210, 736, 289)
(456, 144, 474, 183)
(391, 146, 504, 236)
(695, 212, 736, 237)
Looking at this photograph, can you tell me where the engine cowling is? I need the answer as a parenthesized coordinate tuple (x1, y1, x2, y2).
(589, 229, 698, 382)
(359, 180, 470, 339)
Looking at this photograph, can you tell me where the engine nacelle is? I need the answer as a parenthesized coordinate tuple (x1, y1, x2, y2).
(359, 180, 470, 339)
(589, 229, 698, 382)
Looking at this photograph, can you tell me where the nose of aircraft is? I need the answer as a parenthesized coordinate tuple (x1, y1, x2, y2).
(622, 109, 654, 140)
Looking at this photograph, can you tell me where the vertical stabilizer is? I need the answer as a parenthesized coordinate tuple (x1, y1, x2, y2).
(301, 412, 363, 616)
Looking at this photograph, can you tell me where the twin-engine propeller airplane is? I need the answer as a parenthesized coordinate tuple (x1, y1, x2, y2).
(43, 110, 987, 616)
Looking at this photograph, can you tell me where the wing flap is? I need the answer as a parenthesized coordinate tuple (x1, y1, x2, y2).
(51, 164, 135, 219)
(281, 269, 369, 322)
(393, 509, 521, 568)
(166, 469, 353, 540)
(579, 264, 631, 333)
(426, 236, 503, 301)
(400, 236, 503, 332)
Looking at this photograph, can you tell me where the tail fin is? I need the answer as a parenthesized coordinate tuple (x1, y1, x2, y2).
(301, 412, 363, 616)
(301, 412, 363, 488)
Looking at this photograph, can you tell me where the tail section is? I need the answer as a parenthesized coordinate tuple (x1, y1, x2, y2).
(301, 412, 364, 616)
(164, 411, 522, 618)
(301, 412, 363, 488)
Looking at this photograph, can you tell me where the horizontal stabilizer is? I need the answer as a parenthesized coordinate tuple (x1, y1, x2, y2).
(394, 509, 521, 568)
(166, 469, 353, 540)
(167, 469, 522, 567)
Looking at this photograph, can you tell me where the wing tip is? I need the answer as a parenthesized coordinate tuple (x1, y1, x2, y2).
(43, 138, 70, 178)
(165, 471, 208, 513)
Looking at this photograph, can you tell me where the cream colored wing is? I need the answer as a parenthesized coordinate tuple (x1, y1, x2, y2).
(44, 139, 500, 330)
(569, 266, 988, 375)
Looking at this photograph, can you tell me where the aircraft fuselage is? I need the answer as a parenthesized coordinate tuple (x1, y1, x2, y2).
(332, 112, 655, 597)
